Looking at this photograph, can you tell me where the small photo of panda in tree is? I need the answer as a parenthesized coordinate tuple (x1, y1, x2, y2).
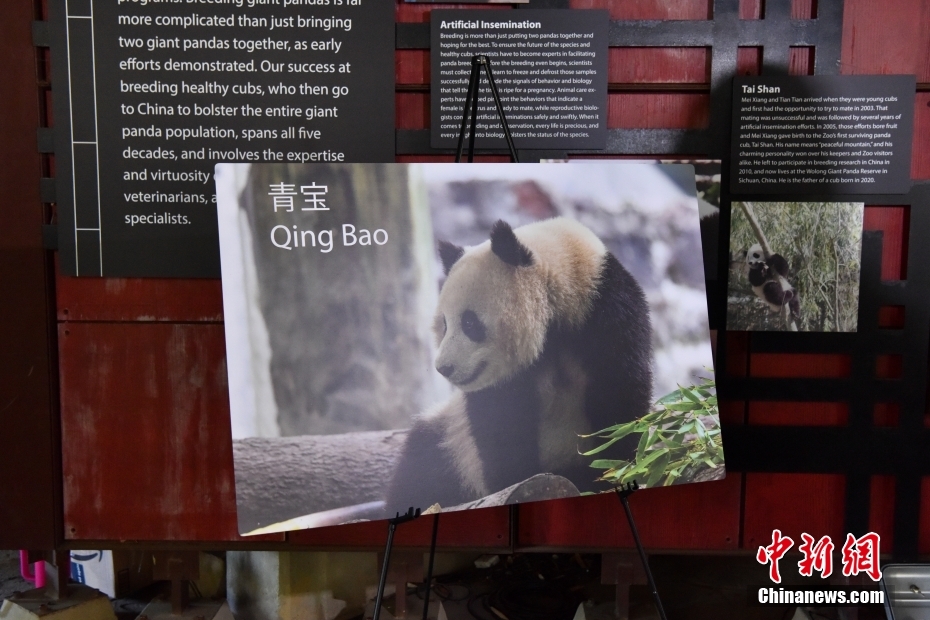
(216, 162, 721, 536)
(727, 201, 864, 332)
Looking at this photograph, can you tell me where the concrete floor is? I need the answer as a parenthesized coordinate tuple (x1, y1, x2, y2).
(1, 550, 889, 620)
(0, 550, 33, 601)
(368, 553, 888, 620)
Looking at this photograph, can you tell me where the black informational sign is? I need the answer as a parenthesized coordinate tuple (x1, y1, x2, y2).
(731, 75, 915, 195)
(49, 0, 394, 278)
(430, 9, 608, 150)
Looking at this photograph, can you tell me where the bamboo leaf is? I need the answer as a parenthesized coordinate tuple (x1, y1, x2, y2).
(636, 428, 652, 458)
(581, 436, 623, 456)
(680, 387, 702, 404)
(589, 459, 628, 469)
(640, 411, 665, 423)
(656, 388, 685, 405)
(578, 425, 622, 438)
(581, 421, 631, 438)
(664, 402, 699, 412)
(695, 419, 707, 439)
(644, 430, 664, 448)
(645, 453, 672, 487)
(639, 447, 670, 467)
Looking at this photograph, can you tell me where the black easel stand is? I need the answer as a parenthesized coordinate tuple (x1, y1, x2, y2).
(398, 54, 509, 620)
(615, 482, 669, 620)
(420, 514, 440, 620)
(455, 55, 519, 163)
(373, 507, 421, 620)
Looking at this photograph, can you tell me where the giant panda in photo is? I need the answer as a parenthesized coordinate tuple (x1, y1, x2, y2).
(385, 218, 653, 512)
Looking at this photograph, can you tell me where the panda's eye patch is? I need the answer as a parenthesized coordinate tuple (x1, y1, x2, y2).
(461, 310, 486, 342)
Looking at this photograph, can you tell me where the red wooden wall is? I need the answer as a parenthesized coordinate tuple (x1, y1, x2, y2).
(32, 0, 930, 552)
(0, 0, 60, 551)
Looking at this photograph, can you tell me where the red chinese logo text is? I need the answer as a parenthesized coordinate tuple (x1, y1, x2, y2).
(841, 532, 882, 581)
(798, 533, 834, 578)
(757, 531, 882, 582)
(756, 529, 794, 583)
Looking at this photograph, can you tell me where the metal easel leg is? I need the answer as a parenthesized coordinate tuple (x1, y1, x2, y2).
(615, 482, 668, 620)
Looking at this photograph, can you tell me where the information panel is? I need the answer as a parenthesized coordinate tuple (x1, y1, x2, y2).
(731, 75, 915, 195)
(49, 0, 394, 277)
(430, 9, 608, 150)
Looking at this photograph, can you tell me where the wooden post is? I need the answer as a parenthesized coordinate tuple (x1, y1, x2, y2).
(600, 552, 645, 620)
(152, 551, 200, 614)
(42, 550, 71, 600)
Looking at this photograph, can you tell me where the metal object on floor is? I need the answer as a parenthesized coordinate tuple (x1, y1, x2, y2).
(882, 565, 930, 620)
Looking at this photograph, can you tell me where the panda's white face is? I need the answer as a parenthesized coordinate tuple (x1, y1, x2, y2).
(433, 244, 550, 392)
(746, 243, 765, 266)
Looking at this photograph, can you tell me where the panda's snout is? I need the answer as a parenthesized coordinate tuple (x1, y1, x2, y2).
(437, 364, 455, 378)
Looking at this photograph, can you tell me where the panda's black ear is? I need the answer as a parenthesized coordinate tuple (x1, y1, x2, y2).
(438, 240, 465, 275)
(490, 220, 533, 267)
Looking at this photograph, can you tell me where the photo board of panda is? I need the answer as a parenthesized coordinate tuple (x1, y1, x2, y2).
(745, 243, 801, 321)
(386, 218, 654, 513)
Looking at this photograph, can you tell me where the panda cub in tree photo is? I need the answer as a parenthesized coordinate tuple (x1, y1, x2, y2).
(745, 243, 801, 321)
(386, 218, 653, 512)
(727, 201, 863, 333)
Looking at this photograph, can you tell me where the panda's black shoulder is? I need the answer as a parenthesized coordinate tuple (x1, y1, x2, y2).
(546, 250, 653, 378)
(560, 251, 653, 434)
(595, 252, 651, 320)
